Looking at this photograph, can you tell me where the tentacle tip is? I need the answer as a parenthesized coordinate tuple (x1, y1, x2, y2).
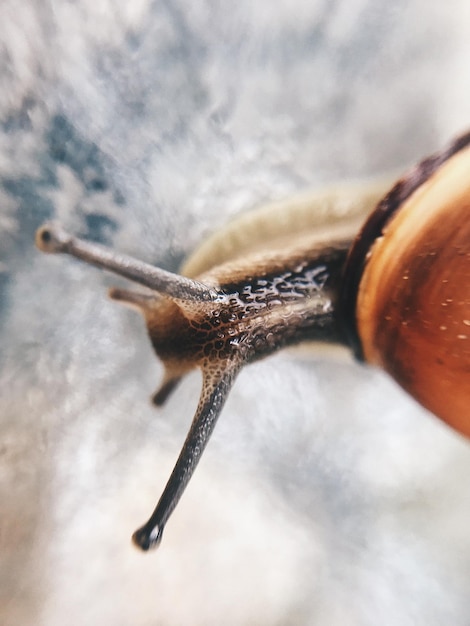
(35, 223, 71, 254)
(151, 390, 166, 407)
(151, 384, 173, 407)
(151, 376, 182, 407)
(132, 524, 164, 551)
(108, 287, 122, 301)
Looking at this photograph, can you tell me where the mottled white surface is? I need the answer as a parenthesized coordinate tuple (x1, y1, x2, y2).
(1, 1, 470, 625)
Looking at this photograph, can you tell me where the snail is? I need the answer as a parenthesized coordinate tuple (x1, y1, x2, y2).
(35, 132, 470, 551)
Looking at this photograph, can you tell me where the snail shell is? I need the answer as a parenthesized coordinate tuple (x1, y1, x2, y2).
(35, 131, 470, 550)
(342, 133, 470, 435)
(181, 179, 391, 277)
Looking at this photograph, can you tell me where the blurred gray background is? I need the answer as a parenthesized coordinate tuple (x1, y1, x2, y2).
(1, 1, 470, 625)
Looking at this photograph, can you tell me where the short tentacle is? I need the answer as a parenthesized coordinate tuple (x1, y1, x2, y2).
(152, 375, 183, 407)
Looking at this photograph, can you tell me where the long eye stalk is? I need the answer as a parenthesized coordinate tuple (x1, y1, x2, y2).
(36, 223, 220, 303)
(132, 365, 239, 550)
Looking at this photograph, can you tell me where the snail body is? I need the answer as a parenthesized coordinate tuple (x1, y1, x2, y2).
(36, 132, 470, 551)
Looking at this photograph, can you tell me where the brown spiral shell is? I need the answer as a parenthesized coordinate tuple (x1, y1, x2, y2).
(342, 134, 470, 434)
